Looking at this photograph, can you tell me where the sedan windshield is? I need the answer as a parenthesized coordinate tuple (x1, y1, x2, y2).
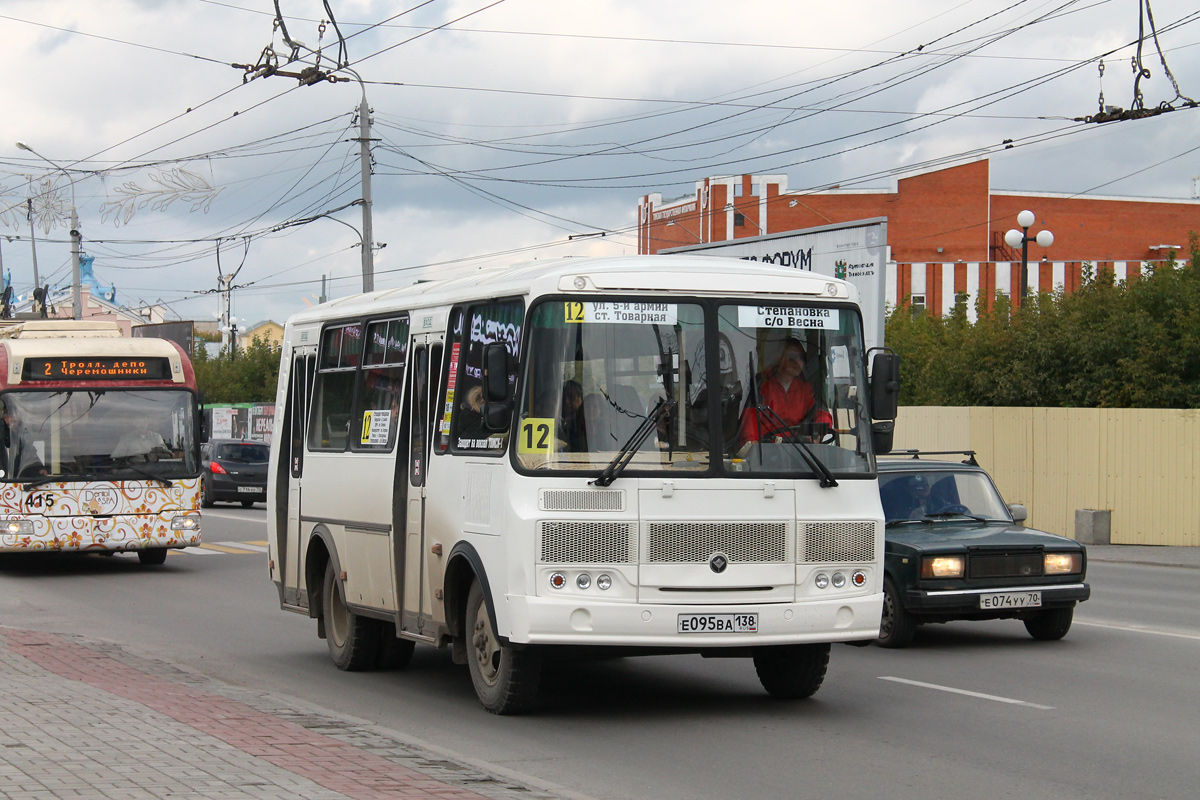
(879, 470, 1011, 524)
(1, 390, 199, 482)
(515, 297, 875, 479)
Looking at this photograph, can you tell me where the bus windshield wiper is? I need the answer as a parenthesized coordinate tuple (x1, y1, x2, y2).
(118, 462, 174, 488)
(19, 475, 60, 490)
(591, 397, 672, 487)
(754, 403, 838, 488)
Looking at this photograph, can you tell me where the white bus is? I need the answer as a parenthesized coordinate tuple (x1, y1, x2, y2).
(267, 256, 900, 713)
(0, 320, 202, 563)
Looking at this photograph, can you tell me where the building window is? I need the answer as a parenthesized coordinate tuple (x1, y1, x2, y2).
(909, 294, 926, 313)
(734, 212, 746, 227)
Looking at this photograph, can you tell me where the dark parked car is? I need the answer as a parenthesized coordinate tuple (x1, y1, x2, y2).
(201, 439, 269, 508)
(877, 451, 1089, 647)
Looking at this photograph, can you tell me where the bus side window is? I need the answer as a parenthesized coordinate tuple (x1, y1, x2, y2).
(355, 317, 408, 452)
(309, 323, 362, 451)
(434, 307, 466, 455)
(450, 299, 523, 454)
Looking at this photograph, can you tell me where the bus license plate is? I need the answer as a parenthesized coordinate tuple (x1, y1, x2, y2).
(979, 591, 1041, 609)
(677, 613, 758, 633)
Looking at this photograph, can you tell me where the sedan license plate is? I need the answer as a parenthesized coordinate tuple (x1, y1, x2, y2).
(979, 591, 1042, 609)
(237, 486, 262, 494)
(677, 613, 758, 633)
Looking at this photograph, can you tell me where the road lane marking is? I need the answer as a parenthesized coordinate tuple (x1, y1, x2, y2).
(879, 676, 1055, 709)
(198, 543, 265, 555)
(1075, 619, 1200, 641)
(215, 541, 268, 553)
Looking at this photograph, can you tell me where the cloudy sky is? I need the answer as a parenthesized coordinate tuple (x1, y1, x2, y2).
(1, 0, 1197, 329)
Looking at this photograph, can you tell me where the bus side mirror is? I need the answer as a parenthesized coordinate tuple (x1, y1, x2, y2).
(198, 393, 210, 443)
(482, 343, 512, 432)
(869, 352, 900, 455)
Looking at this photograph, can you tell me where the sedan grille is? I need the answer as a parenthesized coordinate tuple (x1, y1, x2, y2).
(969, 551, 1043, 579)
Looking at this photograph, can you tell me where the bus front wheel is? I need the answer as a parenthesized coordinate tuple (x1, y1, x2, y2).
(752, 643, 830, 699)
(322, 561, 380, 670)
(137, 548, 168, 565)
(465, 579, 541, 714)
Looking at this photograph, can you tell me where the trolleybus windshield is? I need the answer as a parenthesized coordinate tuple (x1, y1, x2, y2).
(0, 390, 198, 483)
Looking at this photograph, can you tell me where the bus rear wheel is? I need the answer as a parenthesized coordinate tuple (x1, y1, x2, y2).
(752, 643, 830, 699)
(465, 579, 541, 714)
(322, 561, 380, 670)
(137, 548, 168, 565)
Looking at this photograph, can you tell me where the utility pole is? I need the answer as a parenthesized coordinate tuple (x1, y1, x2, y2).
(26, 198, 40, 293)
(69, 207, 81, 320)
(218, 273, 233, 350)
(357, 93, 375, 293)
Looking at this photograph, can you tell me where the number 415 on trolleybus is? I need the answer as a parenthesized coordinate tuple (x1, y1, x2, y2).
(267, 255, 900, 713)
(0, 320, 202, 563)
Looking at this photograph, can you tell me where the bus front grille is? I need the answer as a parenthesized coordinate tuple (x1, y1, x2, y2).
(644, 521, 790, 564)
(539, 489, 625, 512)
(801, 521, 876, 563)
(539, 521, 637, 564)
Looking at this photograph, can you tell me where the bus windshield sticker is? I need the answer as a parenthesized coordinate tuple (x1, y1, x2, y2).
(361, 409, 392, 446)
(518, 418, 556, 455)
(737, 305, 839, 329)
(567, 302, 678, 325)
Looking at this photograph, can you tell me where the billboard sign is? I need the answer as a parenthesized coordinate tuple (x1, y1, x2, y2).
(663, 218, 888, 351)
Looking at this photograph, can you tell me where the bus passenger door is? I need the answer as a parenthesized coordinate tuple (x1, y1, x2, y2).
(399, 334, 442, 638)
(286, 349, 315, 606)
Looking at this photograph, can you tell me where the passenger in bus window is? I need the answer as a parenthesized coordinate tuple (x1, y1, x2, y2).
(1, 401, 46, 478)
(456, 383, 486, 443)
(737, 337, 832, 449)
(558, 380, 586, 452)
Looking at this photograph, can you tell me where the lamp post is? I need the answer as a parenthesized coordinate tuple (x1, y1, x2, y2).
(16, 142, 82, 320)
(221, 316, 239, 359)
(1004, 210, 1054, 303)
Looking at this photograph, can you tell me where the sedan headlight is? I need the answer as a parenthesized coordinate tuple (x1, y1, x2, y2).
(920, 555, 965, 579)
(1044, 552, 1082, 575)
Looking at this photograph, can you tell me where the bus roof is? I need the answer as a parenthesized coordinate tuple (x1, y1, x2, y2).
(0, 320, 125, 339)
(286, 255, 857, 326)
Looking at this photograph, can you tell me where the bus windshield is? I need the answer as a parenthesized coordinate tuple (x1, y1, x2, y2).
(515, 298, 874, 478)
(1, 390, 198, 482)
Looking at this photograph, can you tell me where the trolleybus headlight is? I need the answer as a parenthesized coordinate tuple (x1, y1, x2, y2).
(549, 572, 566, 589)
(851, 570, 867, 587)
(576, 573, 591, 590)
(3, 519, 33, 535)
(170, 515, 201, 532)
(920, 555, 965, 579)
(832, 572, 846, 588)
(814, 573, 830, 589)
(596, 574, 612, 591)
(1044, 552, 1082, 574)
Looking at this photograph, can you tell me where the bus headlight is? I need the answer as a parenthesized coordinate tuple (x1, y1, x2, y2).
(3, 519, 33, 535)
(576, 573, 591, 590)
(832, 572, 846, 588)
(814, 573, 830, 589)
(170, 515, 201, 532)
(1044, 552, 1082, 575)
(920, 555, 965, 579)
(596, 574, 612, 590)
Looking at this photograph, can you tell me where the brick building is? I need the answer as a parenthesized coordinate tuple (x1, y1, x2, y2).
(638, 159, 1200, 317)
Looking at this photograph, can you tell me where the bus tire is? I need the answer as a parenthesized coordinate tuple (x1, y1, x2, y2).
(752, 643, 830, 699)
(137, 548, 168, 565)
(377, 622, 416, 670)
(1024, 607, 1073, 641)
(466, 578, 541, 714)
(322, 561, 380, 671)
(877, 576, 916, 648)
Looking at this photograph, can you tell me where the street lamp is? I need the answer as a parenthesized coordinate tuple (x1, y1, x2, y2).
(1004, 210, 1054, 303)
(220, 316, 239, 359)
(16, 142, 82, 320)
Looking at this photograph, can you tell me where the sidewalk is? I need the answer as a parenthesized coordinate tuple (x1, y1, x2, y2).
(0, 627, 567, 800)
(1084, 544, 1200, 569)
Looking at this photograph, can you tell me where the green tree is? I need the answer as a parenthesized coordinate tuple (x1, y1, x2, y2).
(885, 233, 1200, 408)
(192, 336, 281, 403)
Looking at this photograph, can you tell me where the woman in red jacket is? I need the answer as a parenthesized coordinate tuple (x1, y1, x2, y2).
(737, 338, 832, 448)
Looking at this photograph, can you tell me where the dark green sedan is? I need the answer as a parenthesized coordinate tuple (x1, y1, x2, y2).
(877, 451, 1090, 648)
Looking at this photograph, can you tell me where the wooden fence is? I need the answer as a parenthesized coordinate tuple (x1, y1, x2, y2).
(893, 407, 1200, 547)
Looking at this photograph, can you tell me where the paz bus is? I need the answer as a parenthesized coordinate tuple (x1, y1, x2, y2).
(267, 255, 900, 713)
(0, 320, 202, 563)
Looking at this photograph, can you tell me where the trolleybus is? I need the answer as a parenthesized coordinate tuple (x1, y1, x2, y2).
(0, 320, 202, 563)
(267, 255, 899, 713)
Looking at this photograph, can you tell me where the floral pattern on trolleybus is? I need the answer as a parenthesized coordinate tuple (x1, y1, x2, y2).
(0, 478, 201, 552)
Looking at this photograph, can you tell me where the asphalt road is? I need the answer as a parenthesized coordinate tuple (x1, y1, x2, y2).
(1, 508, 1197, 800)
